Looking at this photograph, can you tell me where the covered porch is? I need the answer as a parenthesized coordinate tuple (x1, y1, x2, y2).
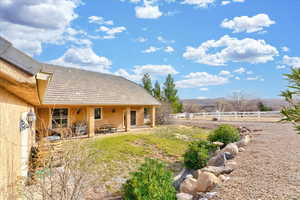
(36, 105, 156, 140)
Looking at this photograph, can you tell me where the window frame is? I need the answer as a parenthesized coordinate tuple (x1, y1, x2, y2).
(51, 108, 68, 128)
(94, 107, 103, 120)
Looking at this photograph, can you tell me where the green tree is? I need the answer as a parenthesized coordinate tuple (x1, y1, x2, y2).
(281, 68, 300, 134)
(153, 81, 163, 101)
(142, 73, 153, 95)
(163, 74, 183, 113)
(257, 101, 273, 111)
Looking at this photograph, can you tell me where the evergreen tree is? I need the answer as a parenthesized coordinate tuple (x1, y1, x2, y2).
(142, 73, 153, 95)
(153, 81, 163, 101)
(163, 74, 183, 113)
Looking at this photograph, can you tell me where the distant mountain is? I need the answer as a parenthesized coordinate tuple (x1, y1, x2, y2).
(182, 98, 287, 112)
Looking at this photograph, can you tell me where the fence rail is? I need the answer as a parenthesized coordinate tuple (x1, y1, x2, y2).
(170, 111, 281, 122)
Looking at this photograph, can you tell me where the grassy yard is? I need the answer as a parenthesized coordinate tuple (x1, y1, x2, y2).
(79, 125, 209, 193)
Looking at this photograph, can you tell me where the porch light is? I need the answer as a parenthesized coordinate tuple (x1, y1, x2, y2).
(112, 108, 116, 113)
(27, 110, 36, 126)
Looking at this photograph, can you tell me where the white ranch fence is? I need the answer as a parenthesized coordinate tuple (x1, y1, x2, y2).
(170, 111, 281, 122)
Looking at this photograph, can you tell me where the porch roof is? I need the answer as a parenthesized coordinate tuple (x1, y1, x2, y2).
(41, 64, 161, 106)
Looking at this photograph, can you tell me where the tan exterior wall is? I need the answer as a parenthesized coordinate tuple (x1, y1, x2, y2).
(0, 87, 34, 199)
(94, 106, 126, 129)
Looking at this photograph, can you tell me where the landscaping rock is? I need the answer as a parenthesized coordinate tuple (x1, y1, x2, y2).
(208, 152, 227, 166)
(176, 193, 193, 200)
(195, 192, 218, 200)
(219, 175, 230, 182)
(239, 147, 245, 152)
(220, 143, 239, 157)
(201, 166, 233, 176)
(196, 172, 220, 192)
(174, 168, 193, 190)
(225, 160, 238, 169)
(236, 135, 251, 147)
(179, 175, 198, 195)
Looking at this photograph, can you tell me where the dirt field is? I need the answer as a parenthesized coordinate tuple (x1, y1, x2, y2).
(172, 120, 300, 200)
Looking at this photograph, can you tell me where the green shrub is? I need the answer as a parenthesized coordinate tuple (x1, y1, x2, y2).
(122, 158, 176, 200)
(183, 140, 217, 170)
(208, 124, 240, 146)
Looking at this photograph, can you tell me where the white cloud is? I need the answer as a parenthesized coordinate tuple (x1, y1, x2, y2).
(157, 36, 175, 43)
(276, 65, 286, 70)
(281, 46, 289, 52)
(199, 87, 209, 91)
(246, 76, 259, 81)
(183, 35, 278, 66)
(164, 46, 175, 53)
(233, 67, 246, 74)
(232, 0, 245, 2)
(219, 70, 231, 76)
(49, 47, 112, 73)
(235, 76, 240, 80)
(97, 26, 126, 39)
(0, 0, 81, 55)
(176, 72, 229, 88)
(181, 0, 215, 8)
(88, 16, 113, 25)
(135, 37, 148, 42)
(135, 4, 162, 19)
(142, 46, 160, 53)
(115, 64, 178, 82)
(133, 64, 178, 75)
(246, 70, 253, 75)
(283, 55, 300, 68)
(221, 1, 231, 5)
(221, 14, 275, 33)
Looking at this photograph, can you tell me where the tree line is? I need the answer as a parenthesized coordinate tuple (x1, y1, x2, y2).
(142, 73, 183, 113)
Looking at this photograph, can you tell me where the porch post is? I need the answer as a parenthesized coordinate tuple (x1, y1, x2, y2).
(87, 107, 95, 137)
(125, 107, 131, 132)
(150, 106, 156, 128)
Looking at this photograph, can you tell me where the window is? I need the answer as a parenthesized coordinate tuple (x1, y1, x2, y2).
(95, 108, 102, 120)
(52, 108, 68, 128)
(144, 108, 149, 119)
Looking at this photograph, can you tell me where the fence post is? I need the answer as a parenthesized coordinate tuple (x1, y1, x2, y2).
(258, 111, 261, 120)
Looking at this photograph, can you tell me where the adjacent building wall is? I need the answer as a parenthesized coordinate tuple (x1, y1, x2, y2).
(0, 87, 34, 199)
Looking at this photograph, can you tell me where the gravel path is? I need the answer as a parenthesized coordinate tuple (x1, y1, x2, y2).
(174, 120, 300, 200)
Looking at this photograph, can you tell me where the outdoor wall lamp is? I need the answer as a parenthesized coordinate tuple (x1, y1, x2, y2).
(27, 110, 36, 127)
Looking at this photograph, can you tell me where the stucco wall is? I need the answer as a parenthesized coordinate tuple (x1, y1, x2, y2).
(0, 87, 34, 199)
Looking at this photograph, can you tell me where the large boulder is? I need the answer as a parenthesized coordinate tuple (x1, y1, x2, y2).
(201, 166, 233, 176)
(179, 175, 198, 195)
(176, 193, 193, 200)
(225, 160, 238, 169)
(196, 172, 220, 192)
(220, 143, 239, 157)
(236, 135, 251, 147)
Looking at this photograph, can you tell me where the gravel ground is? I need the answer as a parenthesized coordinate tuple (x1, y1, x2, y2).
(173, 120, 300, 200)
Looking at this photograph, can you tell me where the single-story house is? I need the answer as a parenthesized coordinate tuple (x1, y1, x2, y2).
(0, 36, 160, 198)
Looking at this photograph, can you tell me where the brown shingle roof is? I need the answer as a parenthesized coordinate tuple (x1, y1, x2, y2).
(42, 64, 161, 106)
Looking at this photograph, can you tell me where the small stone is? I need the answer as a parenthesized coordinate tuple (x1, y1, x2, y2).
(219, 175, 230, 182)
(208, 152, 227, 167)
(239, 147, 246, 152)
(226, 160, 237, 169)
(176, 193, 193, 200)
(213, 141, 224, 147)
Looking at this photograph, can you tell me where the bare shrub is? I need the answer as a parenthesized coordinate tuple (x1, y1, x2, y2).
(20, 141, 99, 200)
(156, 102, 172, 125)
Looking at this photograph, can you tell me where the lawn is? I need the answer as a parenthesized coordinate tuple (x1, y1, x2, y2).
(80, 125, 209, 193)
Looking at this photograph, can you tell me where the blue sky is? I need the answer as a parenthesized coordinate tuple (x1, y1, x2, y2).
(1, 0, 300, 99)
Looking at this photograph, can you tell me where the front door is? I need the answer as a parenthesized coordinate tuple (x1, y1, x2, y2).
(130, 111, 136, 126)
